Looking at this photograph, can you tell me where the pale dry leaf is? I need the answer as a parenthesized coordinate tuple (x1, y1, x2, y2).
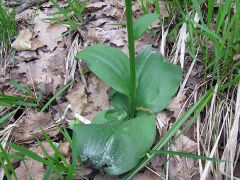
(66, 84, 88, 114)
(102, 3, 123, 18)
(11, 28, 44, 51)
(83, 75, 110, 120)
(94, 174, 120, 180)
(15, 51, 39, 62)
(86, 2, 108, 10)
(59, 142, 70, 157)
(30, 37, 45, 50)
(170, 134, 197, 154)
(15, 9, 35, 21)
(150, 155, 165, 173)
(88, 26, 126, 47)
(168, 157, 195, 180)
(11, 28, 32, 51)
(168, 133, 197, 180)
(12, 110, 58, 143)
(34, 11, 68, 51)
(14, 142, 54, 180)
(133, 172, 159, 180)
(156, 111, 171, 136)
(167, 95, 186, 118)
(159, 1, 169, 18)
(14, 48, 66, 95)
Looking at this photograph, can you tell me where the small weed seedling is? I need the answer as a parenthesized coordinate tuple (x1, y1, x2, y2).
(47, 0, 87, 32)
(74, 0, 182, 177)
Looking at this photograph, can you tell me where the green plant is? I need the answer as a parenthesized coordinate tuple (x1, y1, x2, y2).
(74, 0, 182, 176)
(0, 2, 17, 60)
(8, 129, 81, 179)
(47, 0, 87, 32)
(0, 80, 41, 108)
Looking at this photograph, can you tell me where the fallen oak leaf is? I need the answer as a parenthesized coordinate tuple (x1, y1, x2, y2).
(12, 110, 58, 143)
(11, 28, 44, 51)
(11, 28, 32, 51)
(34, 11, 68, 51)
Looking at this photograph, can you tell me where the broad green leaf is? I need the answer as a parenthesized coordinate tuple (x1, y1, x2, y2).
(73, 115, 156, 175)
(133, 13, 159, 40)
(111, 91, 130, 112)
(136, 45, 182, 112)
(92, 109, 128, 124)
(76, 44, 130, 96)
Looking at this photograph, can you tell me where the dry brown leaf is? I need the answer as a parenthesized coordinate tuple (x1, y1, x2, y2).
(34, 11, 68, 51)
(59, 142, 70, 157)
(94, 174, 120, 180)
(13, 48, 66, 95)
(66, 84, 88, 114)
(102, 2, 123, 18)
(133, 169, 160, 180)
(83, 75, 110, 120)
(167, 96, 183, 118)
(15, 9, 35, 21)
(88, 26, 126, 47)
(15, 51, 39, 62)
(11, 28, 32, 51)
(171, 134, 197, 154)
(168, 157, 195, 180)
(11, 28, 44, 51)
(168, 134, 198, 179)
(12, 110, 58, 143)
(159, 1, 169, 18)
(156, 112, 171, 136)
(14, 142, 54, 180)
(86, 2, 108, 11)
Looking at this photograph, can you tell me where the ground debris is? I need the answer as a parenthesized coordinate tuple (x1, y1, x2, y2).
(13, 142, 54, 180)
(12, 110, 58, 143)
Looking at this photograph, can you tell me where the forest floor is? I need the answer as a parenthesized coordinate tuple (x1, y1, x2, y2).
(0, 0, 239, 179)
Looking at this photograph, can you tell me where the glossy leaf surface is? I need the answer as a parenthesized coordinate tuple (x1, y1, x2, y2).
(135, 45, 182, 112)
(73, 115, 156, 175)
(76, 44, 130, 96)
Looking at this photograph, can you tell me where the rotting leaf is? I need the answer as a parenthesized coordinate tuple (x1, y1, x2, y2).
(74, 115, 156, 175)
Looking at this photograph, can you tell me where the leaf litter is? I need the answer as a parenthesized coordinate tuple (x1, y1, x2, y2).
(0, 0, 199, 179)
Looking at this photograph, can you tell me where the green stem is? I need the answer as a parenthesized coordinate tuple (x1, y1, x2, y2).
(125, 0, 136, 118)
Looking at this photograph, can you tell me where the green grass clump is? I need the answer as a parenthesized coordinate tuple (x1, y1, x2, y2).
(0, 2, 17, 59)
(47, 0, 87, 32)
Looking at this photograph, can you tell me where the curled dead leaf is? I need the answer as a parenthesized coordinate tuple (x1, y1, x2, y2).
(11, 28, 44, 51)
